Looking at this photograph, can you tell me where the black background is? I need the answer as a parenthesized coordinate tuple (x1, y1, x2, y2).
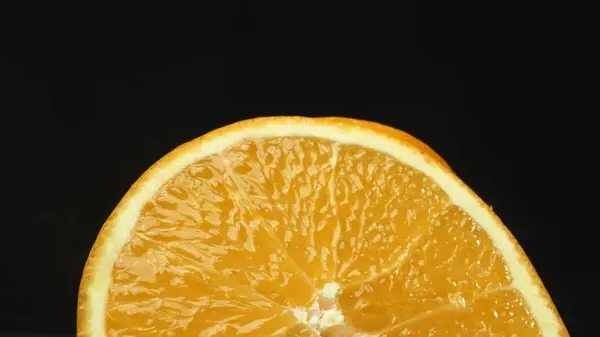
(1, 3, 596, 336)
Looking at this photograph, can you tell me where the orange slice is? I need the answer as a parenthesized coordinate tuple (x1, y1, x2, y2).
(77, 117, 568, 336)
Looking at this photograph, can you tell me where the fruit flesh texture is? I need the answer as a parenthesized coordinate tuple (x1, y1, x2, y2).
(106, 137, 542, 336)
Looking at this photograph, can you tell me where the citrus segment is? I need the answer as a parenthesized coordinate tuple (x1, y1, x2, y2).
(107, 239, 303, 336)
(337, 205, 512, 332)
(381, 289, 541, 336)
(136, 154, 317, 308)
(220, 138, 340, 287)
(333, 145, 450, 284)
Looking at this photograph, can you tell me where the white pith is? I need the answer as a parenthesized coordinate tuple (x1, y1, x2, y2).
(291, 282, 346, 334)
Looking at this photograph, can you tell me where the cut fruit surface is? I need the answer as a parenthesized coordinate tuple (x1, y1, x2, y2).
(78, 117, 568, 336)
